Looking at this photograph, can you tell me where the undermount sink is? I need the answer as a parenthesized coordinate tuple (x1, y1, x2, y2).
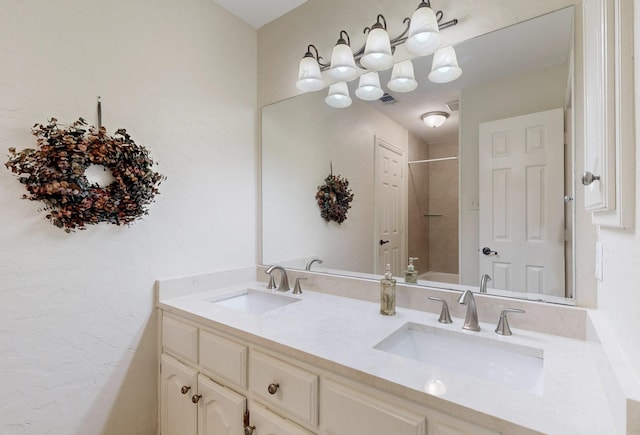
(374, 322, 544, 394)
(209, 289, 300, 314)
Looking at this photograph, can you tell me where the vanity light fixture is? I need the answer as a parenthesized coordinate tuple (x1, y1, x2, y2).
(428, 46, 462, 83)
(360, 15, 394, 71)
(296, 44, 326, 92)
(421, 111, 449, 128)
(355, 71, 384, 101)
(406, 0, 442, 56)
(295, 1, 459, 107)
(328, 31, 360, 81)
(387, 60, 418, 93)
(325, 81, 353, 108)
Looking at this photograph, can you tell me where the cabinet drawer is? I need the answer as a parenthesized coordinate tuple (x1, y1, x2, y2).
(162, 314, 198, 364)
(321, 378, 426, 435)
(249, 351, 318, 427)
(199, 329, 248, 389)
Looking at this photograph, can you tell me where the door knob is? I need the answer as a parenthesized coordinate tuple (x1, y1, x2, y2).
(581, 172, 600, 186)
(482, 247, 498, 256)
(180, 385, 191, 395)
(191, 394, 202, 403)
(379, 239, 390, 246)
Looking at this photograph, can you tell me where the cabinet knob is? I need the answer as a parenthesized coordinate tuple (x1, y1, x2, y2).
(180, 385, 191, 395)
(267, 383, 280, 395)
(244, 425, 256, 435)
(581, 171, 601, 186)
(191, 394, 202, 403)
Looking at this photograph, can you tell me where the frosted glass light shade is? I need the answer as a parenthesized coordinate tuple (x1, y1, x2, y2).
(325, 82, 352, 108)
(329, 43, 359, 81)
(406, 4, 441, 56)
(296, 55, 325, 92)
(421, 111, 449, 128)
(387, 60, 418, 93)
(360, 27, 394, 71)
(355, 72, 384, 101)
(428, 46, 462, 83)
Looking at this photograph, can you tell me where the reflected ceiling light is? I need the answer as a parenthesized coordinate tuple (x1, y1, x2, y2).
(406, 1, 441, 56)
(325, 82, 352, 108)
(387, 60, 418, 93)
(421, 111, 449, 128)
(294, 2, 459, 108)
(428, 46, 462, 83)
(328, 31, 360, 82)
(355, 71, 384, 101)
(296, 45, 326, 92)
(360, 15, 394, 71)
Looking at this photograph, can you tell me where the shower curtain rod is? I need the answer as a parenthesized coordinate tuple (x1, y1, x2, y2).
(408, 156, 459, 164)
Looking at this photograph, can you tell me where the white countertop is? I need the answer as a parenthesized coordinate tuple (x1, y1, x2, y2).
(158, 280, 616, 435)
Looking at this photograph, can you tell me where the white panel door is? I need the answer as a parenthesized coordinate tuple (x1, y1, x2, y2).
(160, 354, 198, 435)
(198, 374, 246, 435)
(375, 137, 405, 276)
(479, 108, 565, 296)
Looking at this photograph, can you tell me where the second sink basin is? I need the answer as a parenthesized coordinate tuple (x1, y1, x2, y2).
(374, 322, 544, 394)
(209, 289, 300, 314)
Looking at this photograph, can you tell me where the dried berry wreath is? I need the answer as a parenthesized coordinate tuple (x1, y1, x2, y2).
(5, 118, 165, 232)
(315, 172, 354, 224)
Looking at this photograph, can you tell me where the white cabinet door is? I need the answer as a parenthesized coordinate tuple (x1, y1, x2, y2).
(582, 0, 635, 227)
(197, 374, 246, 435)
(248, 402, 313, 435)
(321, 378, 426, 435)
(160, 354, 198, 435)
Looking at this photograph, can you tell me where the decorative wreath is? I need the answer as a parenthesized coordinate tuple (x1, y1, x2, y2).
(5, 118, 166, 232)
(315, 172, 354, 224)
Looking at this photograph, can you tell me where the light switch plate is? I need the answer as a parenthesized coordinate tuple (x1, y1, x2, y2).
(595, 241, 603, 281)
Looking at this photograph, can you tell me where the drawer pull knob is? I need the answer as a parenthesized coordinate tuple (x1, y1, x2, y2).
(192, 394, 202, 403)
(180, 385, 191, 395)
(244, 425, 256, 435)
(267, 383, 280, 395)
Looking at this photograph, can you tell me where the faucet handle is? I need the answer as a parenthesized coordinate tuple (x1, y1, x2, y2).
(495, 308, 525, 336)
(293, 277, 307, 294)
(428, 296, 453, 324)
(265, 271, 277, 289)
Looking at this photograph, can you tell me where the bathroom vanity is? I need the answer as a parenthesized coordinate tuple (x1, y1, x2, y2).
(156, 267, 633, 434)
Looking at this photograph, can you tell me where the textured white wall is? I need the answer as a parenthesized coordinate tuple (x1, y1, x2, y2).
(0, 1, 257, 434)
(595, 0, 640, 381)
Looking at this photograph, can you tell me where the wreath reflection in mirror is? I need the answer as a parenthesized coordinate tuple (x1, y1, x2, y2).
(5, 117, 166, 232)
(315, 164, 354, 224)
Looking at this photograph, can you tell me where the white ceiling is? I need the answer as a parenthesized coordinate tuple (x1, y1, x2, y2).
(214, 0, 308, 28)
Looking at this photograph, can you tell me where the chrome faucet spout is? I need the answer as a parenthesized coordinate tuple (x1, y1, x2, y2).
(457, 290, 480, 331)
(265, 265, 290, 292)
(305, 257, 323, 271)
(480, 274, 491, 293)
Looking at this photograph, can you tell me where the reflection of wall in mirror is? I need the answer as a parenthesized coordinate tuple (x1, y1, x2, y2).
(459, 62, 570, 286)
(262, 92, 407, 273)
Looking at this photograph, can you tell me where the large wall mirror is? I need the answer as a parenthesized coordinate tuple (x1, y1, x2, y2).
(262, 6, 576, 304)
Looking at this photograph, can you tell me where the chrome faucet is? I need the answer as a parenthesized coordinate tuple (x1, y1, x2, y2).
(265, 265, 290, 292)
(305, 257, 323, 271)
(457, 290, 480, 331)
(480, 274, 491, 293)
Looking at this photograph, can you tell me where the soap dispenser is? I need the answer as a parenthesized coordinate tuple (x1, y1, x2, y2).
(380, 264, 396, 316)
(404, 257, 419, 283)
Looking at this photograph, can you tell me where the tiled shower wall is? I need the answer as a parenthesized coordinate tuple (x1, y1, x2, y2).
(408, 134, 459, 276)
